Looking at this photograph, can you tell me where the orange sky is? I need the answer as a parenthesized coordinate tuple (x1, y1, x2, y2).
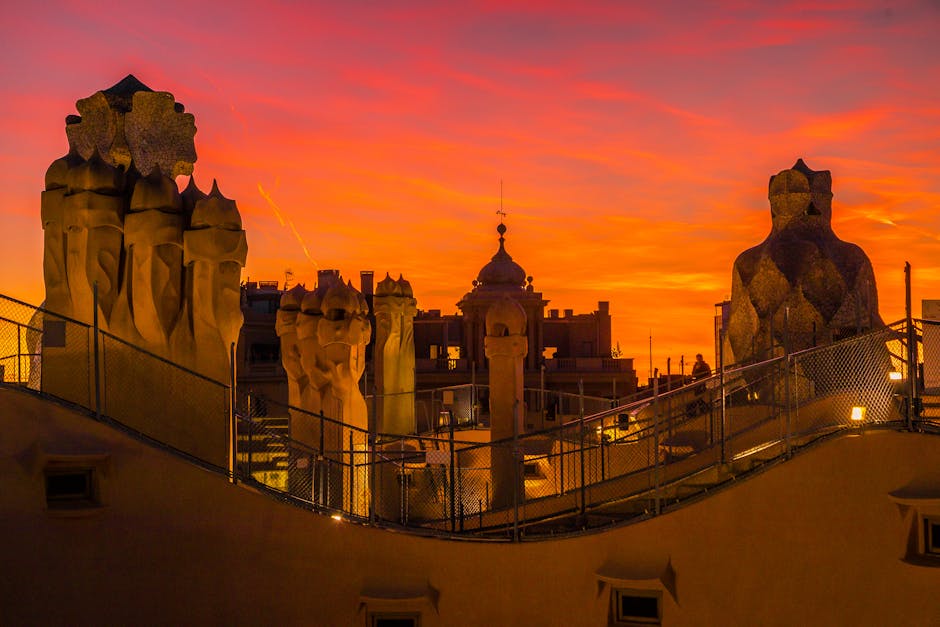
(1, 1, 938, 379)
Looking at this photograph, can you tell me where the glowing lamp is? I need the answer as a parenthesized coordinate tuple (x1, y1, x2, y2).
(888, 371, 903, 381)
(331, 514, 343, 522)
(850, 406, 866, 422)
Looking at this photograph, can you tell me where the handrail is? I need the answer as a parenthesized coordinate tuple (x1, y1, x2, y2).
(2, 290, 931, 541)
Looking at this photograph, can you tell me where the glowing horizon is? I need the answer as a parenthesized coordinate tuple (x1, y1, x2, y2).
(1, 1, 938, 379)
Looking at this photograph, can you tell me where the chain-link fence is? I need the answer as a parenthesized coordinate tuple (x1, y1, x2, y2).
(918, 319, 940, 428)
(789, 324, 903, 439)
(0, 295, 44, 388)
(4, 289, 932, 540)
(99, 331, 231, 468)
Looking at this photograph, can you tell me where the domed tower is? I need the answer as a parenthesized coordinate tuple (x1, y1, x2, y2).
(457, 223, 547, 370)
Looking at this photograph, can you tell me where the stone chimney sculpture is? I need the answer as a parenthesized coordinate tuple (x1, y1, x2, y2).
(372, 273, 418, 435)
(41, 75, 247, 387)
(484, 296, 528, 509)
(281, 273, 371, 506)
(282, 272, 372, 431)
(40, 76, 247, 468)
(727, 159, 882, 365)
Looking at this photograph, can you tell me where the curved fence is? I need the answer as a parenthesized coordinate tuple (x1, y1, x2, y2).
(1, 292, 934, 541)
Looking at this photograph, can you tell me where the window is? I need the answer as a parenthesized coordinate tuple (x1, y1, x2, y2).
(249, 342, 280, 364)
(368, 613, 419, 627)
(249, 299, 279, 314)
(925, 517, 940, 556)
(611, 589, 661, 626)
(45, 467, 97, 509)
(888, 490, 940, 566)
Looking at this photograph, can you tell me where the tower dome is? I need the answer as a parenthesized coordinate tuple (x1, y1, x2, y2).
(476, 223, 526, 290)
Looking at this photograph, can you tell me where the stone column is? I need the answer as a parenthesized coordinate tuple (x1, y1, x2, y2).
(484, 297, 528, 509)
(372, 274, 417, 435)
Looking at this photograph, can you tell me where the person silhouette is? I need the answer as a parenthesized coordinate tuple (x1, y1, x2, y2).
(691, 354, 711, 380)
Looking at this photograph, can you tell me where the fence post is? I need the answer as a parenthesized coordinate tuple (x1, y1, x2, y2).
(579, 379, 586, 517)
(540, 364, 546, 425)
(348, 431, 354, 516)
(653, 375, 660, 516)
(905, 262, 917, 429)
(369, 396, 377, 525)
(318, 414, 326, 507)
(471, 361, 476, 426)
(16, 321, 22, 384)
(400, 439, 406, 525)
(719, 333, 726, 465)
(247, 393, 253, 478)
(784, 308, 792, 458)
(449, 412, 456, 532)
(229, 342, 237, 484)
(93, 281, 101, 421)
(559, 414, 565, 495)
(513, 399, 520, 542)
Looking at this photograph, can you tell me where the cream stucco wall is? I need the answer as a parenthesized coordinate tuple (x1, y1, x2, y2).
(1, 385, 939, 626)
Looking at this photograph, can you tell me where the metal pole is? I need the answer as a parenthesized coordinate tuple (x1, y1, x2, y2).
(348, 431, 354, 516)
(93, 281, 101, 420)
(653, 375, 660, 516)
(784, 308, 792, 458)
(905, 262, 917, 429)
(471, 361, 476, 426)
(400, 439, 406, 524)
(512, 429, 520, 542)
(17, 322, 22, 384)
(369, 389, 377, 525)
(247, 393, 253, 478)
(319, 415, 325, 506)
(559, 408, 565, 494)
(719, 333, 726, 465)
(449, 411, 456, 532)
(540, 364, 545, 420)
(229, 342, 237, 484)
(579, 379, 586, 516)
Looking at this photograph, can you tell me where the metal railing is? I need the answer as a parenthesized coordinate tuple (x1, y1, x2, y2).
(1, 292, 932, 541)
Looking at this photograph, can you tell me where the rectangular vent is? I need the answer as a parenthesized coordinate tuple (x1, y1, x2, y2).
(612, 589, 661, 625)
(45, 468, 96, 508)
(926, 518, 940, 555)
(370, 613, 419, 627)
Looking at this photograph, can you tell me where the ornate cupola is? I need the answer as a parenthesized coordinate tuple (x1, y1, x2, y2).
(475, 223, 527, 290)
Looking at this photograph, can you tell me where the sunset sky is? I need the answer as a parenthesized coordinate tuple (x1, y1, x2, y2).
(1, 1, 938, 378)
